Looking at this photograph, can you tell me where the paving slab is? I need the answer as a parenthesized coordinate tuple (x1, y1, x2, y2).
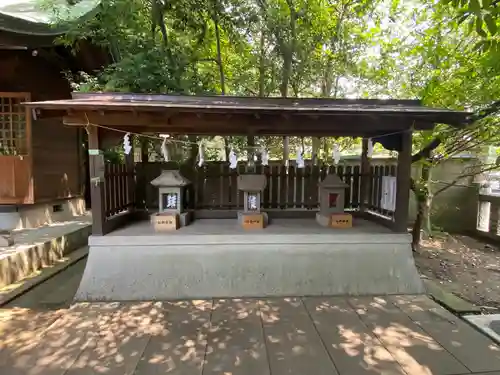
(2, 295, 500, 375)
(260, 298, 338, 375)
(423, 279, 481, 314)
(203, 299, 270, 375)
(0, 302, 121, 375)
(391, 295, 500, 373)
(303, 297, 406, 375)
(134, 301, 212, 375)
(349, 296, 470, 375)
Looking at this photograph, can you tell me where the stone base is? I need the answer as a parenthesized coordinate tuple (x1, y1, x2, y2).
(316, 212, 330, 227)
(151, 213, 179, 231)
(0, 197, 86, 230)
(237, 211, 269, 229)
(151, 211, 192, 231)
(179, 211, 192, 227)
(316, 212, 353, 228)
(0, 233, 14, 247)
(75, 230, 426, 301)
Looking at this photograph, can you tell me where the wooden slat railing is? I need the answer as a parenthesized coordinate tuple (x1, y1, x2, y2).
(135, 160, 396, 212)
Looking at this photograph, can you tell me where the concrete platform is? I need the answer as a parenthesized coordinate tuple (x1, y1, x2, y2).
(2, 295, 500, 375)
(0, 215, 91, 288)
(75, 218, 425, 301)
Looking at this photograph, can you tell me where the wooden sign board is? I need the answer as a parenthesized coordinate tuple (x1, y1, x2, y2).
(152, 213, 179, 231)
(242, 214, 264, 229)
(330, 213, 352, 228)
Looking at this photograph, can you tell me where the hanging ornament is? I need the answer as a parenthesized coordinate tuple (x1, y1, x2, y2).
(332, 144, 340, 165)
(229, 150, 238, 169)
(123, 133, 132, 155)
(367, 138, 374, 158)
(296, 147, 305, 169)
(198, 141, 205, 167)
(261, 148, 269, 166)
(160, 136, 169, 162)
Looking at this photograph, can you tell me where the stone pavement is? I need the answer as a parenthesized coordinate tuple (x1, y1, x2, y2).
(1, 293, 500, 375)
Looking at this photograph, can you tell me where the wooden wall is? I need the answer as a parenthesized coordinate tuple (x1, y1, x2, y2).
(31, 118, 83, 201)
(0, 49, 85, 204)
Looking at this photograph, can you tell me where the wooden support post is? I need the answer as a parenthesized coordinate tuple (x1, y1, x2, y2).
(394, 130, 412, 232)
(140, 138, 149, 163)
(359, 138, 370, 212)
(283, 136, 289, 166)
(87, 126, 107, 236)
(126, 135, 135, 211)
(312, 137, 321, 165)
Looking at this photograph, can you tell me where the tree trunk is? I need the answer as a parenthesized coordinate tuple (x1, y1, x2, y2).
(258, 31, 265, 97)
(214, 16, 225, 94)
(411, 163, 432, 252)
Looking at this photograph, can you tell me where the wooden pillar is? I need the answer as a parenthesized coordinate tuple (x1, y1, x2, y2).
(87, 126, 107, 236)
(283, 136, 289, 166)
(359, 138, 370, 212)
(247, 135, 255, 162)
(126, 135, 135, 211)
(394, 130, 412, 232)
(140, 138, 149, 163)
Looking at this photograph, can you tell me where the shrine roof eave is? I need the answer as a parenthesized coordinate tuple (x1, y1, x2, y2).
(24, 92, 471, 136)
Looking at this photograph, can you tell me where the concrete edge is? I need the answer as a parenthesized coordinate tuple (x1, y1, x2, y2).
(463, 314, 500, 346)
(89, 232, 412, 246)
(0, 224, 91, 287)
(0, 246, 88, 307)
(423, 279, 481, 315)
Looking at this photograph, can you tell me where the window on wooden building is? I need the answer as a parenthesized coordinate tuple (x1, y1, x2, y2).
(0, 93, 29, 156)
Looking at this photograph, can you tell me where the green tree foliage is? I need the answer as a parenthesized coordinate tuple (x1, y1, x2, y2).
(44, 0, 500, 246)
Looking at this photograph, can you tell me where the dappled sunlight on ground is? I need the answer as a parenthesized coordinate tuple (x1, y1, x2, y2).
(1, 295, 500, 374)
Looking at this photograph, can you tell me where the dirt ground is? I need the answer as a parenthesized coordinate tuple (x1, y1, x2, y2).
(415, 233, 500, 313)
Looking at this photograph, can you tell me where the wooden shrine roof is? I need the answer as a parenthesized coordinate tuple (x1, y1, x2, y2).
(24, 92, 471, 137)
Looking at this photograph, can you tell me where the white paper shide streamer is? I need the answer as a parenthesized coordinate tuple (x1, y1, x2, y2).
(296, 147, 305, 169)
(160, 136, 169, 162)
(367, 138, 374, 158)
(261, 148, 269, 166)
(229, 150, 238, 169)
(332, 144, 340, 165)
(198, 141, 205, 167)
(123, 133, 132, 155)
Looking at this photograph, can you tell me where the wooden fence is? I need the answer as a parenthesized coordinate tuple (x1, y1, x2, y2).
(134, 160, 397, 215)
(104, 163, 135, 219)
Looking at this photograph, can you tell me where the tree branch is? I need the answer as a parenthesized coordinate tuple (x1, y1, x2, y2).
(433, 164, 500, 196)
(411, 137, 441, 163)
(412, 99, 500, 164)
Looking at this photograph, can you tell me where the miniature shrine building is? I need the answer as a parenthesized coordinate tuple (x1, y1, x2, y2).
(24, 93, 470, 301)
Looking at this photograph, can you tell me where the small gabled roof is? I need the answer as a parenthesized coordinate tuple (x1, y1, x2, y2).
(151, 170, 191, 187)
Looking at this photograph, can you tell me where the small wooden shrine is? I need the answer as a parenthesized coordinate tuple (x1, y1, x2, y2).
(24, 93, 470, 301)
